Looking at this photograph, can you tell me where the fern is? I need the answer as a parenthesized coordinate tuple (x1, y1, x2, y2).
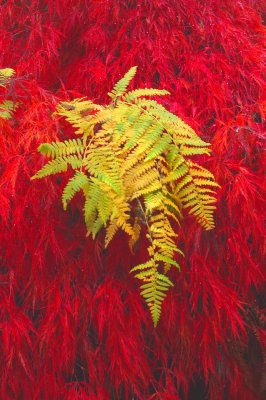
(38, 139, 85, 158)
(108, 66, 137, 99)
(0, 68, 16, 120)
(32, 66, 219, 326)
(62, 171, 89, 210)
(0, 68, 15, 87)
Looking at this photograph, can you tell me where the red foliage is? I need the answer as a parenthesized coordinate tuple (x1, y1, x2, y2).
(0, 1, 265, 399)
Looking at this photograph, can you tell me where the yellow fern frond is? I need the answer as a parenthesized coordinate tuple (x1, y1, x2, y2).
(129, 217, 142, 252)
(32, 66, 219, 327)
(105, 219, 119, 247)
(0, 68, 15, 87)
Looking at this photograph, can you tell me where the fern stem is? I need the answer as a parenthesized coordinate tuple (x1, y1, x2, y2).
(137, 199, 154, 251)
(80, 135, 95, 173)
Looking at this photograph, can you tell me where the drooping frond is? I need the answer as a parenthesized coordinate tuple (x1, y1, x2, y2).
(174, 161, 220, 230)
(62, 171, 90, 210)
(31, 155, 83, 179)
(134, 266, 174, 327)
(32, 67, 219, 326)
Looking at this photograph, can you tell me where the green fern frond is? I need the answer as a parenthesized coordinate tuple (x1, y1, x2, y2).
(145, 134, 172, 161)
(130, 260, 155, 273)
(38, 139, 85, 159)
(83, 182, 101, 236)
(141, 272, 173, 327)
(130, 257, 174, 327)
(154, 254, 180, 269)
(31, 155, 82, 179)
(124, 115, 153, 149)
(108, 66, 137, 99)
(163, 164, 188, 183)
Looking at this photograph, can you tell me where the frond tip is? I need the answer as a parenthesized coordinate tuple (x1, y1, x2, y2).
(32, 66, 219, 327)
(108, 66, 138, 99)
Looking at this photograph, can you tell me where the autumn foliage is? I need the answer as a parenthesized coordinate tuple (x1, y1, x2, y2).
(0, 1, 265, 399)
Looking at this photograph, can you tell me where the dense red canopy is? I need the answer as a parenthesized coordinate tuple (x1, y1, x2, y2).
(0, 1, 265, 399)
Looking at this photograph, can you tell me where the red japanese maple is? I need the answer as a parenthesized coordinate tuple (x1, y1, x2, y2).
(0, 1, 265, 399)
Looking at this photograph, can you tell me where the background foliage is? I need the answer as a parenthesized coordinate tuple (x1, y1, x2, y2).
(0, 1, 265, 399)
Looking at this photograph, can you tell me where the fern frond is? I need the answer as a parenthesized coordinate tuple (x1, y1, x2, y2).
(0, 68, 16, 120)
(124, 114, 153, 149)
(97, 192, 113, 225)
(83, 182, 101, 236)
(134, 124, 165, 156)
(83, 149, 122, 195)
(130, 260, 155, 273)
(31, 155, 82, 179)
(56, 99, 103, 135)
(62, 171, 89, 210)
(88, 107, 113, 123)
(162, 164, 188, 183)
(154, 254, 180, 269)
(130, 168, 160, 193)
(143, 190, 164, 211)
(58, 98, 103, 113)
(141, 272, 173, 327)
(105, 219, 119, 247)
(0, 100, 17, 119)
(130, 257, 174, 326)
(91, 216, 104, 239)
(179, 145, 211, 156)
(38, 139, 85, 159)
(135, 99, 197, 139)
(0, 68, 15, 87)
(173, 162, 219, 230)
(123, 159, 154, 182)
(131, 180, 162, 199)
(108, 66, 137, 99)
(145, 134, 172, 161)
(124, 88, 169, 102)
